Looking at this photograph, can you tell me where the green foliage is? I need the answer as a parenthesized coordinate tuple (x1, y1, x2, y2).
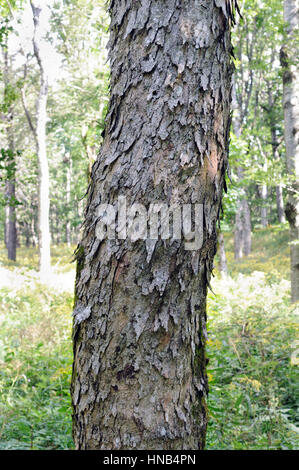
(0, 245, 75, 449)
(0, 0, 110, 247)
(0, 0, 297, 452)
(207, 228, 299, 450)
(0, 287, 74, 449)
(0, 81, 19, 114)
(0, 148, 18, 181)
(220, 225, 290, 279)
(0, 228, 297, 450)
(0, 18, 12, 47)
(225, 0, 288, 229)
(0, 148, 21, 208)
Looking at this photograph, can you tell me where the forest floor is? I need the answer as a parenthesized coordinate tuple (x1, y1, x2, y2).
(0, 226, 298, 449)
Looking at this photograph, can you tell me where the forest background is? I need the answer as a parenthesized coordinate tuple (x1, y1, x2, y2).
(0, 0, 298, 450)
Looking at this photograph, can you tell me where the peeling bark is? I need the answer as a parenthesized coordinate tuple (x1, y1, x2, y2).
(72, 0, 235, 449)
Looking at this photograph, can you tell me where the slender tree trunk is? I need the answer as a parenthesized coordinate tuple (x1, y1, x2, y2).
(4, 207, 8, 248)
(276, 184, 285, 223)
(256, 136, 268, 228)
(71, 0, 234, 450)
(242, 197, 252, 255)
(281, 0, 299, 302)
(5, 170, 17, 261)
(55, 207, 60, 245)
(25, 223, 30, 247)
(22, 1, 51, 278)
(219, 232, 228, 275)
(234, 201, 243, 259)
(233, 88, 244, 260)
(5, 111, 17, 262)
(64, 152, 72, 246)
(33, 2, 51, 277)
(3, 49, 17, 261)
(235, 196, 252, 258)
(260, 183, 268, 228)
(232, 83, 251, 259)
(268, 84, 286, 224)
(31, 216, 38, 247)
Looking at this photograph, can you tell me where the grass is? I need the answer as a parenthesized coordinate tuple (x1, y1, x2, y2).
(222, 224, 290, 280)
(0, 226, 298, 449)
(0, 244, 75, 449)
(0, 244, 76, 273)
(206, 225, 298, 449)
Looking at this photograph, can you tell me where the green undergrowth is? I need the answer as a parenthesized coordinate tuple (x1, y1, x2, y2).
(0, 286, 74, 449)
(207, 225, 298, 449)
(0, 243, 76, 273)
(0, 227, 298, 449)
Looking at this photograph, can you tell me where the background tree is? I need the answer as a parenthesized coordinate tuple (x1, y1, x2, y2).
(0, 8, 19, 261)
(21, 1, 51, 277)
(281, 0, 299, 302)
(224, 0, 287, 261)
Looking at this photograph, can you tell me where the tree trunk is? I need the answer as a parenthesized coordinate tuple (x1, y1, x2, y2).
(281, 0, 299, 303)
(31, 216, 38, 247)
(64, 152, 72, 246)
(234, 201, 243, 259)
(5, 179, 17, 261)
(234, 197, 252, 259)
(232, 82, 251, 259)
(31, 0, 51, 278)
(242, 198, 252, 255)
(260, 183, 268, 228)
(25, 222, 31, 247)
(218, 232, 228, 275)
(3, 49, 17, 261)
(71, 0, 234, 450)
(55, 207, 60, 245)
(267, 84, 286, 224)
(276, 184, 285, 224)
(5, 115, 17, 262)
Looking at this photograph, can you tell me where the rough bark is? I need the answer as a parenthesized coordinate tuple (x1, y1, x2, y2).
(281, 0, 299, 302)
(72, 0, 235, 450)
